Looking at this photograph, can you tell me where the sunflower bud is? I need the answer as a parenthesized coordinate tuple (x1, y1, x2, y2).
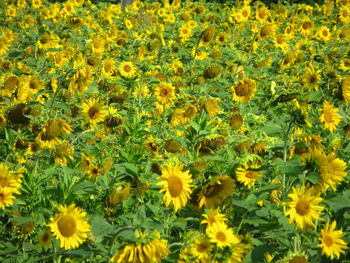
(229, 113, 243, 130)
(164, 139, 182, 153)
(109, 184, 130, 205)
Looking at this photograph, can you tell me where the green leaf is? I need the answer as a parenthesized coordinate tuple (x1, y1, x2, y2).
(323, 191, 350, 212)
(306, 171, 320, 184)
(123, 163, 138, 177)
(90, 215, 114, 242)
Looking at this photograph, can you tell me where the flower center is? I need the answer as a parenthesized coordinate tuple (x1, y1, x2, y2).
(0, 178, 8, 188)
(0, 193, 5, 202)
(322, 30, 328, 37)
(295, 199, 310, 216)
(168, 176, 183, 197)
(197, 242, 209, 253)
(123, 65, 131, 72)
(245, 171, 257, 179)
(160, 88, 169, 97)
(324, 235, 333, 247)
(88, 106, 99, 119)
(323, 111, 333, 123)
(235, 83, 249, 96)
(216, 231, 226, 242)
(58, 215, 77, 237)
(309, 74, 317, 84)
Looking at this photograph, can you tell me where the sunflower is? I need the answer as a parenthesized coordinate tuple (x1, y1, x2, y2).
(154, 82, 176, 106)
(190, 235, 212, 261)
(195, 50, 208, 60)
(82, 98, 108, 127)
(37, 33, 59, 50)
(317, 26, 332, 42)
(256, 5, 269, 23)
(36, 119, 72, 150)
(231, 78, 256, 103)
(39, 230, 52, 247)
(157, 163, 193, 212)
(182, 104, 197, 123)
(0, 163, 21, 193)
(342, 76, 350, 102)
(0, 186, 15, 209)
(318, 221, 347, 260)
(119, 61, 136, 78)
(283, 184, 324, 229)
(68, 66, 93, 93)
(319, 152, 347, 191)
(205, 97, 220, 117)
(101, 57, 116, 77)
(236, 164, 262, 189)
(207, 222, 240, 248)
(48, 204, 91, 250)
(319, 100, 342, 133)
(339, 6, 350, 23)
(198, 175, 235, 208)
(301, 65, 320, 91)
(201, 209, 227, 229)
(32, 0, 42, 9)
(179, 25, 192, 40)
(110, 232, 169, 263)
(54, 142, 74, 166)
(109, 183, 130, 205)
(339, 58, 350, 72)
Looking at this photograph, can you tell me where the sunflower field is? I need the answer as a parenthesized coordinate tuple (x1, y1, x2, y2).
(1, 0, 350, 262)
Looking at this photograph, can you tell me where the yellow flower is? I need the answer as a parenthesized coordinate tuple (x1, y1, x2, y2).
(317, 26, 332, 42)
(339, 6, 350, 23)
(157, 162, 193, 212)
(82, 98, 108, 127)
(231, 78, 256, 103)
(48, 204, 91, 250)
(101, 57, 116, 77)
(205, 97, 220, 117)
(342, 76, 350, 102)
(319, 101, 342, 133)
(110, 233, 169, 263)
(318, 221, 347, 260)
(0, 163, 21, 193)
(0, 186, 15, 209)
(284, 185, 324, 229)
(201, 209, 227, 229)
(207, 222, 240, 248)
(154, 82, 176, 106)
(236, 165, 262, 189)
(301, 65, 320, 91)
(198, 175, 235, 209)
(32, 0, 42, 9)
(119, 61, 136, 78)
(190, 235, 212, 261)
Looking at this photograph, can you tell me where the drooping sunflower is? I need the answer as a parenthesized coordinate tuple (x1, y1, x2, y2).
(318, 220, 347, 260)
(198, 175, 235, 208)
(0, 186, 15, 209)
(0, 163, 21, 193)
(205, 97, 220, 117)
(36, 119, 72, 150)
(231, 78, 256, 103)
(207, 222, 240, 248)
(283, 184, 324, 229)
(301, 65, 320, 91)
(119, 61, 136, 78)
(110, 232, 169, 263)
(82, 98, 108, 127)
(320, 152, 347, 191)
(157, 163, 193, 212)
(48, 204, 91, 250)
(319, 100, 342, 133)
(236, 164, 262, 189)
(101, 57, 116, 77)
(154, 82, 176, 107)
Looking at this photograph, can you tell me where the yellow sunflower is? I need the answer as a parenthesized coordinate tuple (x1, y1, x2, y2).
(201, 209, 227, 229)
(283, 184, 324, 229)
(157, 163, 193, 212)
(342, 76, 350, 102)
(110, 232, 169, 263)
(205, 97, 220, 117)
(318, 220, 347, 260)
(82, 98, 108, 127)
(101, 57, 116, 77)
(319, 100, 342, 133)
(119, 61, 136, 78)
(154, 82, 176, 106)
(339, 6, 350, 23)
(198, 175, 235, 208)
(0, 163, 21, 193)
(320, 152, 347, 191)
(190, 235, 212, 261)
(0, 186, 15, 209)
(48, 204, 91, 250)
(236, 164, 262, 189)
(317, 26, 332, 42)
(231, 78, 256, 103)
(301, 65, 320, 91)
(207, 222, 240, 248)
